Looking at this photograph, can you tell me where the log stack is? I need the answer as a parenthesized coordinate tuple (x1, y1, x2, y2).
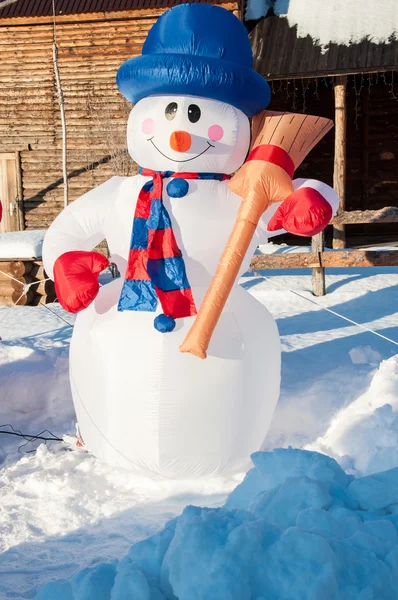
(0, 259, 55, 306)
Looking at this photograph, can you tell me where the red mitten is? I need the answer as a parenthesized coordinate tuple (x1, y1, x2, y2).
(54, 250, 109, 313)
(267, 187, 333, 237)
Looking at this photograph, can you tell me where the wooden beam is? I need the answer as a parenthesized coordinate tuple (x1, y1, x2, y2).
(311, 233, 325, 296)
(360, 84, 369, 210)
(332, 207, 398, 225)
(251, 250, 398, 270)
(15, 150, 24, 230)
(252, 253, 321, 270)
(0, 260, 33, 277)
(0, 289, 34, 305)
(6, 288, 33, 303)
(333, 75, 347, 249)
(236, 0, 246, 21)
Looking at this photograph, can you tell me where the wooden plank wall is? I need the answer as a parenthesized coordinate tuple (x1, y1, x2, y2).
(0, 7, 236, 229)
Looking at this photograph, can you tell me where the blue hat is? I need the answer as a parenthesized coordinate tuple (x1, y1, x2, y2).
(116, 3, 270, 118)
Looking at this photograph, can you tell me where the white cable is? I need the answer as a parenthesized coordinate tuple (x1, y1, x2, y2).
(0, 288, 26, 329)
(0, 269, 50, 290)
(0, 268, 52, 328)
(0, 268, 67, 330)
(39, 301, 74, 328)
(0, 269, 25, 285)
(254, 271, 398, 349)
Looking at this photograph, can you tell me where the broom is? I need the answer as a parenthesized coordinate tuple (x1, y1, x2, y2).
(179, 110, 333, 359)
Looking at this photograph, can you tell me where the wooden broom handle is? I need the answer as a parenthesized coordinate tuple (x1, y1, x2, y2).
(179, 194, 266, 359)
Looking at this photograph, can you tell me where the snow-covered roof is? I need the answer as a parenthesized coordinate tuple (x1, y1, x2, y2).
(246, 0, 398, 48)
(249, 0, 398, 79)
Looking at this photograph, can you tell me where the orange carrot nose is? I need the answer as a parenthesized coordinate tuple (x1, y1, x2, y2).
(170, 130, 192, 152)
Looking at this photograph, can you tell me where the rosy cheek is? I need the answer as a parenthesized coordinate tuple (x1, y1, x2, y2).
(141, 118, 155, 135)
(208, 124, 224, 142)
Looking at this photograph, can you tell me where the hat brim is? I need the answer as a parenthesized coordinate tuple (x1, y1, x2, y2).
(116, 53, 270, 118)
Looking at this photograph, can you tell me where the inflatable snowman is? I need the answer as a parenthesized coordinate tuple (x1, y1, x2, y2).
(43, 4, 337, 478)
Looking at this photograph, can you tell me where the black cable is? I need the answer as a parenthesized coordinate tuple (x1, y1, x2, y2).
(0, 424, 64, 453)
(0, 430, 63, 441)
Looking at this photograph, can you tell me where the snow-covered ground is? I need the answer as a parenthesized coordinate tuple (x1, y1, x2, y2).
(1, 245, 398, 599)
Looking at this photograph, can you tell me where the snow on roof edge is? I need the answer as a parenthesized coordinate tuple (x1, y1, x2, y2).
(246, 0, 398, 49)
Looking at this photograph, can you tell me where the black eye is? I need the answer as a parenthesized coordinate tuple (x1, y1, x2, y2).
(165, 102, 178, 120)
(188, 104, 201, 123)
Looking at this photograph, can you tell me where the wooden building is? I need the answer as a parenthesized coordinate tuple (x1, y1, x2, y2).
(246, 2, 398, 247)
(0, 0, 237, 233)
(0, 0, 396, 247)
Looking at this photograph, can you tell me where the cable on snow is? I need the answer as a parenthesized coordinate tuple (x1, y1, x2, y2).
(253, 271, 398, 349)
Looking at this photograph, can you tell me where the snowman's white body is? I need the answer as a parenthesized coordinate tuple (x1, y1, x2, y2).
(43, 95, 335, 478)
(44, 170, 281, 478)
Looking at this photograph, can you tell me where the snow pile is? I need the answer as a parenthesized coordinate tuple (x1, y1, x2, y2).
(0, 230, 46, 259)
(36, 448, 398, 599)
(246, 0, 398, 47)
(308, 355, 398, 476)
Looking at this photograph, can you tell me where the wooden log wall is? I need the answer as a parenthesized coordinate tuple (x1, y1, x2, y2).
(0, 5, 236, 230)
(0, 259, 55, 305)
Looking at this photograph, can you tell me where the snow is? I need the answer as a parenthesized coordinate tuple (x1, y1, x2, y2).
(246, 0, 398, 48)
(0, 230, 46, 260)
(1, 244, 398, 598)
(37, 449, 398, 600)
(307, 356, 398, 476)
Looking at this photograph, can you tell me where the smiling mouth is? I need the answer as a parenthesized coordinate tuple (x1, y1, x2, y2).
(148, 138, 214, 162)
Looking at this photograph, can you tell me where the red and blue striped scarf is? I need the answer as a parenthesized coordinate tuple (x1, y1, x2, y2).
(118, 168, 231, 332)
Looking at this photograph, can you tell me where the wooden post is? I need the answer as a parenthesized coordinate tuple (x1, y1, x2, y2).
(312, 232, 325, 296)
(15, 151, 25, 231)
(235, 0, 245, 21)
(360, 84, 369, 210)
(333, 75, 347, 248)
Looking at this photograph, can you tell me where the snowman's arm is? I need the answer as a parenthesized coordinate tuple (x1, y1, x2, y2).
(43, 177, 123, 279)
(257, 201, 286, 242)
(256, 179, 339, 243)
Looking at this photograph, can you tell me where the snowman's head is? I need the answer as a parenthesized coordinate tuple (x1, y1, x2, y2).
(127, 95, 250, 174)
